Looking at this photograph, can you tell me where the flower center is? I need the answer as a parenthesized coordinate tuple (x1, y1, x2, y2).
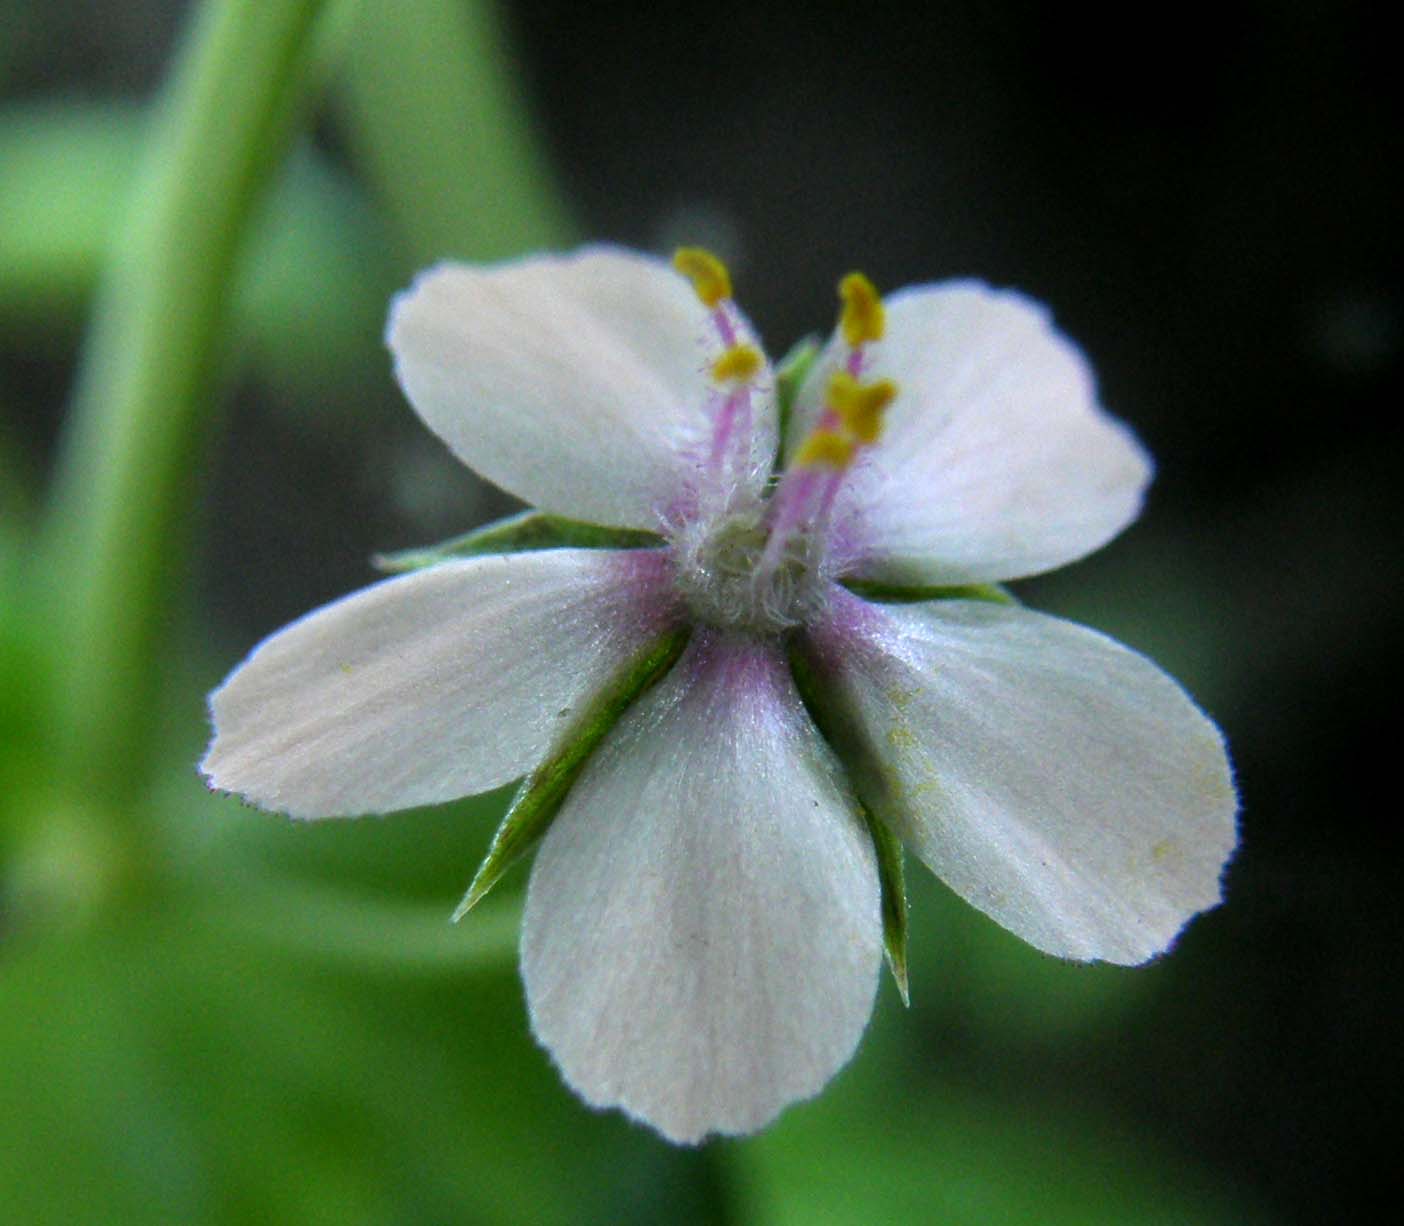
(670, 501, 824, 634)
(667, 250, 898, 637)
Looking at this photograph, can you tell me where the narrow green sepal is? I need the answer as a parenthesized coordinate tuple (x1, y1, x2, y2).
(774, 335, 822, 461)
(859, 799, 910, 1005)
(374, 510, 664, 574)
(841, 578, 1016, 605)
(452, 625, 690, 921)
(787, 637, 911, 1003)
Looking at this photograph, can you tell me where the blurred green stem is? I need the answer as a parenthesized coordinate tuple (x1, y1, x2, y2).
(338, 0, 575, 267)
(38, 0, 342, 829)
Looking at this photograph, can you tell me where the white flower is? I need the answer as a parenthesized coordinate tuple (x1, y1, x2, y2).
(201, 246, 1238, 1145)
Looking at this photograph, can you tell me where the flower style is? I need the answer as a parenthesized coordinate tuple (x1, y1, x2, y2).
(202, 246, 1238, 1144)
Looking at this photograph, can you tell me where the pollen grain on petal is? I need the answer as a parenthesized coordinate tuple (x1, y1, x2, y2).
(839, 271, 886, 347)
(673, 246, 733, 308)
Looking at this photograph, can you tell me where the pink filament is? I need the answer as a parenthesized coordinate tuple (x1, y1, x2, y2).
(708, 387, 752, 477)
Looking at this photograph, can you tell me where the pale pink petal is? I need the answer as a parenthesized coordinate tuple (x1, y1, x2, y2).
(805, 590, 1237, 964)
(388, 246, 775, 530)
(201, 549, 678, 818)
(521, 633, 881, 1143)
(791, 283, 1151, 584)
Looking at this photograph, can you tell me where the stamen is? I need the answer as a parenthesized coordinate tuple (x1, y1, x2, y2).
(759, 361, 899, 590)
(838, 272, 885, 348)
(673, 247, 733, 309)
(670, 257, 899, 632)
(826, 372, 897, 444)
(712, 343, 763, 384)
(708, 387, 753, 479)
(794, 427, 857, 470)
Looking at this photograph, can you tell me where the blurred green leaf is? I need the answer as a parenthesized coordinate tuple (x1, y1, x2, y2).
(0, 102, 393, 405)
(903, 872, 1155, 1045)
(220, 877, 521, 975)
(336, 0, 575, 269)
(0, 406, 34, 522)
(0, 103, 139, 320)
(0, 894, 727, 1225)
(734, 1006, 1269, 1226)
(0, 524, 52, 850)
(234, 151, 396, 407)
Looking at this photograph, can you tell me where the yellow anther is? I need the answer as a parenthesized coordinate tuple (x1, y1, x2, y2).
(826, 371, 898, 444)
(673, 247, 732, 308)
(712, 343, 763, 384)
(838, 271, 885, 347)
(795, 427, 857, 470)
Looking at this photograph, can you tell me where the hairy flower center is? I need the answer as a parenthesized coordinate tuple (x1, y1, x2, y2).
(671, 504, 826, 635)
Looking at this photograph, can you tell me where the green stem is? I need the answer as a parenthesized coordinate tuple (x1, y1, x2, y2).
(38, 0, 341, 816)
(337, 0, 575, 268)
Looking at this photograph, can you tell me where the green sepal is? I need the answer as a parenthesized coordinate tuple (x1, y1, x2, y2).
(373, 510, 664, 574)
(787, 637, 911, 1004)
(451, 625, 691, 921)
(773, 335, 822, 461)
(842, 579, 1016, 605)
(858, 799, 910, 1005)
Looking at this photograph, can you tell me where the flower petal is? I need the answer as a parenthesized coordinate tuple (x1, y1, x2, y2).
(521, 634, 881, 1144)
(201, 549, 679, 818)
(804, 591, 1237, 964)
(792, 283, 1151, 584)
(387, 246, 775, 530)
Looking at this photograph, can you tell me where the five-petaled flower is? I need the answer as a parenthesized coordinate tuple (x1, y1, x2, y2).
(202, 246, 1238, 1145)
